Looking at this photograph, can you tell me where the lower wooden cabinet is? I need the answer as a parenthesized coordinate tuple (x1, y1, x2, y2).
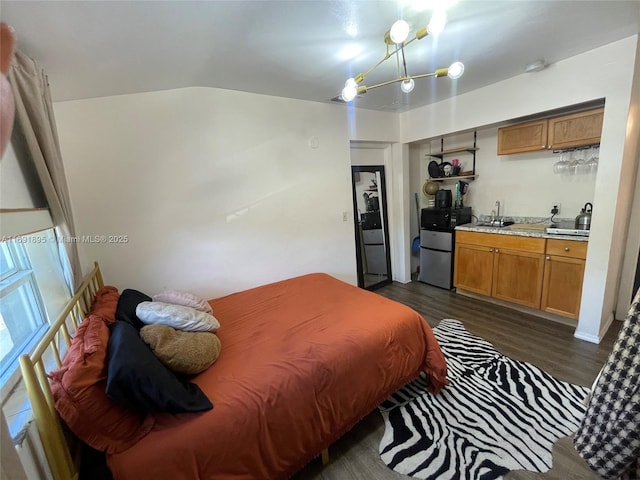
(492, 248, 545, 309)
(454, 231, 545, 309)
(454, 243, 494, 296)
(455, 232, 586, 319)
(540, 239, 587, 319)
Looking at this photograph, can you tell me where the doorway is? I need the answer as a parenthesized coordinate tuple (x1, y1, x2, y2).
(351, 165, 392, 290)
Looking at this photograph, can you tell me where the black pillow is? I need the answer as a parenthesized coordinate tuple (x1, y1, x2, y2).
(115, 289, 151, 330)
(106, 321, 213, 413)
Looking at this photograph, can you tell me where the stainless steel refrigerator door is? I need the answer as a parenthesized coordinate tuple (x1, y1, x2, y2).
(418, 248, 453, 289)
(364, 244, 387, 274)
(420, 230, 453, 251)
(362, 228, 384, 244)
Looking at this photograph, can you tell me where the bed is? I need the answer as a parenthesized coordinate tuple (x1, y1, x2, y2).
(20, 262, 447, 480)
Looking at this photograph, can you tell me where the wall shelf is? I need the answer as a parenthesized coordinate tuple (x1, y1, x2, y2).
(430, 174, 478, 182)
(427, 147, 479, 159)
(426, 131, 478, 180)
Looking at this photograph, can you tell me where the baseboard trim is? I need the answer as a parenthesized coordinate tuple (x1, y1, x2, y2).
(573, 312, 615, 345)
(573, 331, 601, 344)
(455, 288, 577, 327)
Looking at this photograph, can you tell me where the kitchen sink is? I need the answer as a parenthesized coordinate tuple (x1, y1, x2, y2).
(475, 221, 514, 228)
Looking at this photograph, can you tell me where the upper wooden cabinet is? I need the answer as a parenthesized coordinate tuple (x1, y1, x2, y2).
(547, 109, 604, 150)
(497, 119, 548, 155)
(497, 107, 604, 155)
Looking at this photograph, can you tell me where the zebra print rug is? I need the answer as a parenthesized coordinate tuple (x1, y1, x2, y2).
(379, 319, 589, 480)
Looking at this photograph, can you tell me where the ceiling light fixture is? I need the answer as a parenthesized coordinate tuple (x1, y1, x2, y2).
(340, 20, 464, 102)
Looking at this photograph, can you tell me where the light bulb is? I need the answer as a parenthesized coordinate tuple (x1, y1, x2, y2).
(428, 9, 447, 35)
(389, 20, 410, 44)
(447, 61, 464, 79)
(344, 21, 358, 38)
(341, 83, 358, 102)
(344, 78, 357, 89)
(400, 78, 415, 93)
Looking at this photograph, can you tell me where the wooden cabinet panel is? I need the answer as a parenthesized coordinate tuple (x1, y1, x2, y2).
(541, 255, 585, 319)
(548, 108, 604, 150)
(455, 232, 544, 306)
(457, 231, 545, 253)
(492, 249, 545, 309)
(497, 119, 548, 155)
(546, 239, 587, 259)
(454, 243, 494, 296)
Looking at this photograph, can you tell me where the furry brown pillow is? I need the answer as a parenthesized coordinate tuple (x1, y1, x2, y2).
(140, 325, 221, 375)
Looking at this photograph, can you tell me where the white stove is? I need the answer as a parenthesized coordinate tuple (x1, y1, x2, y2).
(545, 227, 590, 237)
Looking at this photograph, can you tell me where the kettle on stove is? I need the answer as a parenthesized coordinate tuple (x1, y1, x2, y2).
(575, 202, 593, 230)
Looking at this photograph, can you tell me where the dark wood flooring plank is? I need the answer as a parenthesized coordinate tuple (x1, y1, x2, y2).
(506, 436, 602, 480)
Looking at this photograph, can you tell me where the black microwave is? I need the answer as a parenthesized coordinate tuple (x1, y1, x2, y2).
(421, 207, 471, 230)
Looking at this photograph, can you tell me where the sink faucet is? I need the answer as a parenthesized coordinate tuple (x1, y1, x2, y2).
(491, 201, 501, 226)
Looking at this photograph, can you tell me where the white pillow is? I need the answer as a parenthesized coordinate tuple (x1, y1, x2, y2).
(152, 290, 213, 315)
(136, 302, 220, 332)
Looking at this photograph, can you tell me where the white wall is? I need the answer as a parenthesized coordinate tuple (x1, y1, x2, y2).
(1, 143, 37, 209)
(612, 35, 640, 316)
(401, 36, 639, 342)
(348, 108, 400, 143)
(54, 87, 374, 298)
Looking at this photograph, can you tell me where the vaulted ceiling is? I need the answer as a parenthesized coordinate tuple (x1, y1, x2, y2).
(2, 1, 639, 112)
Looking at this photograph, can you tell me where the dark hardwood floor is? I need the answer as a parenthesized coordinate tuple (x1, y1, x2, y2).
(292, 280, 620, 480)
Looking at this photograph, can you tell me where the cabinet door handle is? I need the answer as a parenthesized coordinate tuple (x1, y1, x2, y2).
(489, 248, 494, 253)
(546, 256, 551, 260)
(495, 249, 500, 253)
(564, 247, 570, 252)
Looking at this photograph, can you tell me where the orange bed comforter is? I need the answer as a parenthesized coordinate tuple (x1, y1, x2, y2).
(107, 273, 447, 480)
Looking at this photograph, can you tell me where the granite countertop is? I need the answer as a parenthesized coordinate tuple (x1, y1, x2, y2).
(455, 223, 590, 242)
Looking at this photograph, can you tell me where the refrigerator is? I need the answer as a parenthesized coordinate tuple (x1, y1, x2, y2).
(418, 229, 454, 289)
(362, 228, 387, 275)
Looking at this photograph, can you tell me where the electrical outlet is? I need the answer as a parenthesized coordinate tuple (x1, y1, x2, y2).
(551, 203, 561, 215)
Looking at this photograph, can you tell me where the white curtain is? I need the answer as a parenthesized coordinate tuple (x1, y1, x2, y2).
(8, 50, 81, 288)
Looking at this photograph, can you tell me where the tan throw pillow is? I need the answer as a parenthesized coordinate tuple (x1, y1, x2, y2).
(140, 325, 221, 375)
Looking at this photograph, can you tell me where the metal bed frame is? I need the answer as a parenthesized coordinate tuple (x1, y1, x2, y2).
(18, 262, 103, 480)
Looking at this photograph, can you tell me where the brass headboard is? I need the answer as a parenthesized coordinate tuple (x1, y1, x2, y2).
(18, 262, 104, 480)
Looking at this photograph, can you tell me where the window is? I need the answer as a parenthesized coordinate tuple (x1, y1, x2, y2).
(0, 229, 71, 386)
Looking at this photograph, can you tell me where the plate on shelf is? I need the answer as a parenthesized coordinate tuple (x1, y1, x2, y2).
(428, 160, 440, 178)
(439, 161, 453, 177)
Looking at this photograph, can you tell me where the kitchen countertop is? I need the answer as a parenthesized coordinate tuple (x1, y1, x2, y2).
(455, 223, 590, 242)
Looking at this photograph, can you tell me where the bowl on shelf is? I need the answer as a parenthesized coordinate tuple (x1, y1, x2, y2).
(428, 160, 440, 178)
